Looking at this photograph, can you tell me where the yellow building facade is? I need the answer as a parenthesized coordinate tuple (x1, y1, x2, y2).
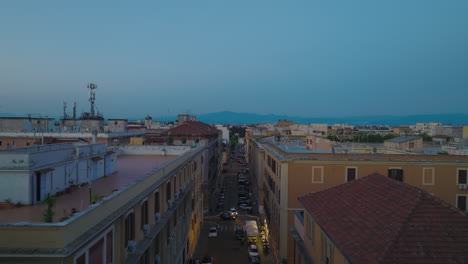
(0, 147, 205, 264)
(248, 136, 468, 264)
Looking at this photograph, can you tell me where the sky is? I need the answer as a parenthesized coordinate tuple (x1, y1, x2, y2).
(1, 0, 468, 119)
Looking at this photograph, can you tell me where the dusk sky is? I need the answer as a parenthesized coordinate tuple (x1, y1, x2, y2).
(1, 1, 468, 119)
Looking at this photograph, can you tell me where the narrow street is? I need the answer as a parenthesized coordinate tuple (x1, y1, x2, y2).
(192, 146, 276, 263)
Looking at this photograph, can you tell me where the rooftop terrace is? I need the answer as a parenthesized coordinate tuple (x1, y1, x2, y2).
(0, 154, 176, 223)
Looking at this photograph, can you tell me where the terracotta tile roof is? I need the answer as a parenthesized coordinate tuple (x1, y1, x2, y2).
(298, 173, 468, 264)
(162, 121, 219, 136)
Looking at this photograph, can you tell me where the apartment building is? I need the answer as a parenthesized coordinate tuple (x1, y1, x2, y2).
(0, 117, 145, 149)
(161, 120, 223, 211)
(248, 136, 468, 264)
(413, 122, 442, 136)
(0, 144, 205, 264)
(293, 173, 468, 264)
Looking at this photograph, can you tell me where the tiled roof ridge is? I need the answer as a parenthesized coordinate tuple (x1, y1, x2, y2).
(377, 188, 423, 263)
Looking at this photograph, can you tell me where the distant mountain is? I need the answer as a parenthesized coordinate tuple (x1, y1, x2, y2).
(196, 111, 468, 126)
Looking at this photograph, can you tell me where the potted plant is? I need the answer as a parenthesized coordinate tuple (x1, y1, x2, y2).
(91, 194, 102, 204)
(60, 209, 70, 222)
(42, 193, 56, 223)
(0, 198, 15, 209)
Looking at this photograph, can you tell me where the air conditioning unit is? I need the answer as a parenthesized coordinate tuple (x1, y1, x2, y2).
(459, 184, 467, 190)
(154, 213, 161, 222)
(143, 224, 151, 237)
(167, 200, 173, 208)
(154, 255, 160, 264)
(127, 240, 137, 254)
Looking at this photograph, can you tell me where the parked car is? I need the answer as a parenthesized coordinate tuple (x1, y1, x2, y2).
(235, 227, 244, 240)
(201, 256, 213, 264)
(250, 256, 260, 264)
(239, 204, 253, 210)
(208, 226, 218, 238)
(220, 212, 232, 220)
(248, 245, 259, 258)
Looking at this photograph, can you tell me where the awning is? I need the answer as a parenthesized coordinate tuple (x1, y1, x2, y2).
(91, 156, 103, 161)
(35, 168, 54, 173)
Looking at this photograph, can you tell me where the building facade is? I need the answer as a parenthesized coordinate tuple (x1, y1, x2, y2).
(0, 145, 205, 264)
(248, 136, 468, 264)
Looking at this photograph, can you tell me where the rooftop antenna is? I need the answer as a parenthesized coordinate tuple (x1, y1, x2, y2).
(73, 102, 77, 119)
(63, 101, 68, 119)
(87, 83, 97, 117)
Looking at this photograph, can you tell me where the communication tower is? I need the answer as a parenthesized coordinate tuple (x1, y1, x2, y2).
(87, 83, 97, 117)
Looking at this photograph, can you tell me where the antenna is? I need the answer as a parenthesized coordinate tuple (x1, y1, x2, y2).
(73, 102, 77, 119)
(87, 83, 97, 117)
(63, 101, 68, 119)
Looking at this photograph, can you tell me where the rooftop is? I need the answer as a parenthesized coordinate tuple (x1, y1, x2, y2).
(384, 135, 421, 143)
(163, 121, 219, 136)
(0, 155, 176, 223)
(299, 174, 468, 264)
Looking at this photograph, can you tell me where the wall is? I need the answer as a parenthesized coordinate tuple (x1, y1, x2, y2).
(0, 143, 117, 204)
(107, 120, 128, 133)
(120, 145, 193, 156)
(0, 172, 30, 204)
(384, 138, 423, 152)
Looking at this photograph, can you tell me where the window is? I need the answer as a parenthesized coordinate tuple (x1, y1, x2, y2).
(154, 191, 160, 214)
(422, 168, 434, 185)
(306, 216, 314, 244)
(409, 142, 415, 148)
(388, 168, 403, 182)
(125, 212, 135, 247)
(457, 169, 467, 184)
(139, 249, 149, 264)
(167, 138, 173, 144)
(0, 141, 2, 146)
(12, 140, 16, 146)
(26, 141, 30, 146)
(457, 195, 467, 211)
(321, 233, 334, 264)
(166, 181, 172, 201)
(76, 253, 86, 264)
(141, 200, 148, 230)
(74, 227, 114, 264)
(312, 166, 324, 183)
(346, 167, 357, 182)
(106, 231, 113, 264)
(89, 238, 104, 264)
(195, 138, 200, 144)
(181, 138, 187, 144)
